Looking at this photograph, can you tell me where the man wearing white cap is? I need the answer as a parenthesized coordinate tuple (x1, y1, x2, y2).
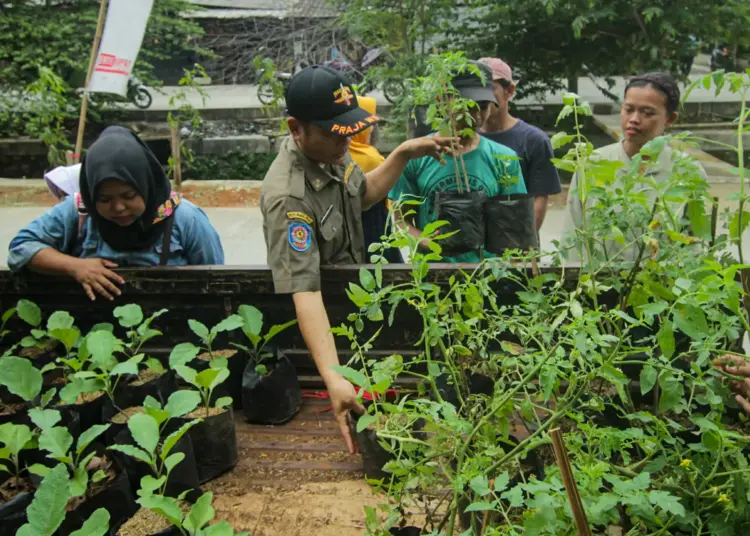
(478, 57, 561, 231)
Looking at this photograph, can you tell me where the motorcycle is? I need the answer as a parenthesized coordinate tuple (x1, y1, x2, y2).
(127, 76, 152, 109)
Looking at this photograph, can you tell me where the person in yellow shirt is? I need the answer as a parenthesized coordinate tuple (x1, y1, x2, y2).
(349, 96, 403, 263)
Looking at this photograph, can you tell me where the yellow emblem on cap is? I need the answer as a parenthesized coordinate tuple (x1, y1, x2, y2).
(333, 83, 354, 105)
(287, 211, 313, 225)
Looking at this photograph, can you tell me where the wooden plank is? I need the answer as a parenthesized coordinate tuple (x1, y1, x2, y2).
(237, 459, 363, 472)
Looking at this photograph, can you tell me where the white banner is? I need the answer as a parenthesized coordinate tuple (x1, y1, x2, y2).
(87, 0, 154, 96)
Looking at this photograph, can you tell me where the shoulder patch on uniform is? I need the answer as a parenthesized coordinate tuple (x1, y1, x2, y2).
(286, 211, 313, 225)
(344, 163, 355, 184)
(288, 222, 312, 252)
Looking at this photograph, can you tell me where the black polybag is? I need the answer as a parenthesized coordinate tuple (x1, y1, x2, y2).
(242, 349, 301, 425)
(180, 408, 238, 483)
(112, 420, 201, 502)
(434, 191, 486, 255)
(484, 194, 537, 254)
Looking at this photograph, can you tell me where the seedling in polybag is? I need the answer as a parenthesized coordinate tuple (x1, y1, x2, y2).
(174, 361, 232, 416)
(168, 315, 245, 368)
(138, 491, 248, 536)
(1, 299, 41, 354)
(30, 415, 110, 499)
(16, 462, 111, 536)
(108, 390, 202, 497)
(113, 304, 168, 363)
(232, 304, 297, 376)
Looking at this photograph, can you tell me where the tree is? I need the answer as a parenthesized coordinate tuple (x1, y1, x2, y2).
(447, 0, 750, 99)
(0, 0, 206, 88)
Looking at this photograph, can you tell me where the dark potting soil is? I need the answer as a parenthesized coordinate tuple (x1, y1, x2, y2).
(17, 339, 60, 367)
(242, 350, 301, 425)
(180, 407, 238, 483)
(434, 190, 486, 255)
(484, 194, 538, 254)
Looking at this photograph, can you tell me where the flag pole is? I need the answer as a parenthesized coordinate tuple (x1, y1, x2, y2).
(73, 0, 109, 164)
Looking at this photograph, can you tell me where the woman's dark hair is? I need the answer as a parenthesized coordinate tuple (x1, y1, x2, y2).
(624, 72, 680, 115)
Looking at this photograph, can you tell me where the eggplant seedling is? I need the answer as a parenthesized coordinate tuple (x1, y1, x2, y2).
(138, 490, 248, 536)
(232, 304, 297, 376)
(169, 315, 245, 368)
(0, 422, 34, 481)
(173, 361, 232, 416)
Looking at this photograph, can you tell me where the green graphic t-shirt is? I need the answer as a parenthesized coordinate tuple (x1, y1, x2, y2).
(388, 136, 526, 262)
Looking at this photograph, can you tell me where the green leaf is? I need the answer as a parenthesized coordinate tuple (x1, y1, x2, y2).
(263, 320, 297, 344)
(28, 464, 51, 478)
(657, 322, 676, 359)
(196, 367, 229, 390)
(638, 301, 668, 317)
(68, 508, 110, 536)
(107, 444, 152, 465)
(38, 427, 73, 461)
(215, 397, 233, 409)
(658, 376, 684, 413)
(145, 357, 166, 375)
(111, 355, 143, 377)
(188, 319, 210, 343)
(49, 327, 80, 353)
(648, 490, 685, 517)
(356, 414, 377, 433)
(76, 424, 110, 456)
(138, 475, 167, 497)
(470, 475, 491, 496)
(2, 307, 16, 324)
(184, 492, 215, 532)
(92, 470, 107, 483)
(29, 408, 61, 432)
(346, 283, 371, 308)
(47, 311, 74, 332)
(169, 343, 200, 368)
(161, 420, 200, 460)
(17, 464, 70, 536)
(164, 390, 201, 418)
(113, 304, 144, 328)
(730, 210, 750, 241)
(203, 521, 237, 536)
(494, 472, 510, 493)
(211, 315, 244, 335)
(687, 199, 711, 240)
(174, 365, 198, 387)
(0, 423, 34, 457)
(86, 331, 118, 369)
(71, 466, 89, 497)
(127, 414, 159, 457)
(640, 365, 658, 395)
(238, 305, 263, 337)
(0, 356, 42, 402)
(359, 267, 376, 291)
(137, 494, 185, 527)
(164, 453, 185, 474)
(329, 365, 368, 388)
(501, 486, 524, 508)
(464, 501, 494, 512)
(17, 300, 41, 327)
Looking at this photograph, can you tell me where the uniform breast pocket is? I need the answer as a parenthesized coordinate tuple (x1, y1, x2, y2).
(318, 209, 344, 255)
(154, 236, 187, 266)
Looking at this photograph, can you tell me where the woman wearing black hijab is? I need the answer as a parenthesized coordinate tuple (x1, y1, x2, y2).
(9, 126, 224, 301)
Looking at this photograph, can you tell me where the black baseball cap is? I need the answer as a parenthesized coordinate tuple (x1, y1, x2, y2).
(452, 61, 497, 105)
(285, 65, 379, 137)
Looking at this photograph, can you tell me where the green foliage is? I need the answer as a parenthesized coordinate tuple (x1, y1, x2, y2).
(171, 314, 244, 365)
(174, 362, 231, 411)
(0, 423, 34, 478)
(232, 305, 297, 376)
(184, 151, 276, 181)
(0, 355, 43, 402)
(138, 491, 249, 536)
(167, 64, 209, 178)
(16, 464, 71, 536)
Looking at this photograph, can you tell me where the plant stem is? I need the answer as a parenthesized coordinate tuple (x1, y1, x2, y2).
(737, 88, 747, 265)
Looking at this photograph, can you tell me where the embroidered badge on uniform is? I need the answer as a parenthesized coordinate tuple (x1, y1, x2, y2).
(344, 163, 355, 184)
(288, 222, 312, 252)
(286, 211, 313, 225)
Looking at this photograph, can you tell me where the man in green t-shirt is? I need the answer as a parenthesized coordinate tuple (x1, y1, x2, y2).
(389, 62, 527, 262)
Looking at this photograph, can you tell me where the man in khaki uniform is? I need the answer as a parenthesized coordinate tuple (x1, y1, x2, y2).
(262, 65, 454, 453)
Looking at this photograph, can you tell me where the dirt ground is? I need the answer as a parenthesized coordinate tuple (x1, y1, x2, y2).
(202, 399, 402, 536)
(0, 183, 261, 208)
(0, 183, 567, 209)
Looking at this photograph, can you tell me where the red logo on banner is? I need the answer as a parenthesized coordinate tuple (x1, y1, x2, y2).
(95, 53, 132, 76)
